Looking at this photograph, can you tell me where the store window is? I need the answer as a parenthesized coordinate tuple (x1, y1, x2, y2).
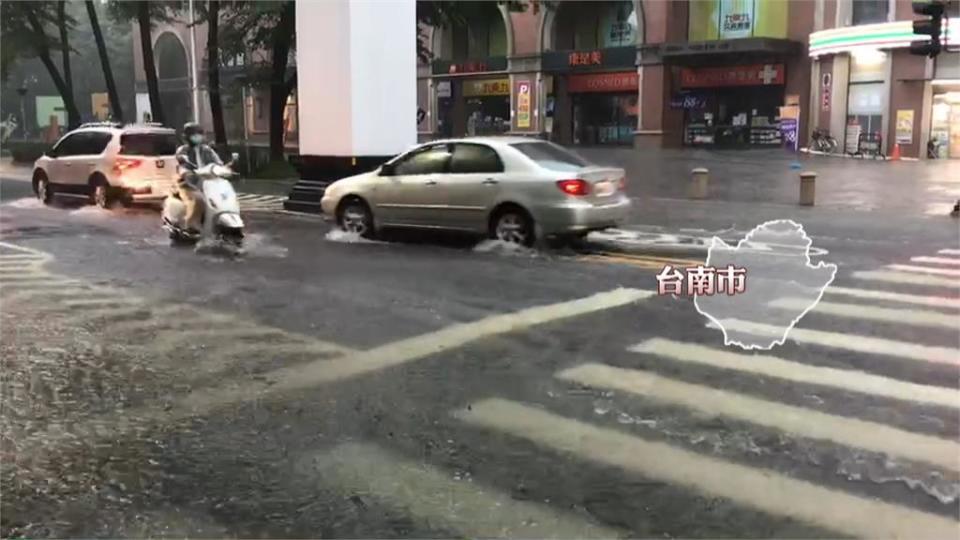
(851, 0, 888, 25)
(553, 1, 636, 50)
(846, 49, 888, 146)
(688, 0, 788, 41)
(463, 78, 511, 136)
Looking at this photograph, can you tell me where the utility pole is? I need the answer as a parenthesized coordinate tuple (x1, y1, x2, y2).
(188, 0, 200, 123)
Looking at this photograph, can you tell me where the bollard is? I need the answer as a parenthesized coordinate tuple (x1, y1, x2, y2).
(799, 171, 817, 206)
(690, 168, 709, 199)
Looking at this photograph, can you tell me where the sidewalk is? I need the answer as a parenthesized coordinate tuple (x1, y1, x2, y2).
(577, 147, 960, 215)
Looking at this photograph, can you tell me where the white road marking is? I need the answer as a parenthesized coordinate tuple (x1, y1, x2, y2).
(711, 319, 960, 366)
(454, 399, 959, 540)
(0, 280, 85, 291)
(887, 264, 960, 277)
(177, 288, 653, 412)
(557, 363, 960, 470)
(770, 298, 960, 329)
(64, 297, 144, 308)
(629, 338, 960, 409)
(938, 249, 960, 256)
(911, 256, 960, 266)
(853, 270, 959, 288)
(0, 272, 55, 281)
(300, 443, 621, 539)
(825, 286, 960, 309)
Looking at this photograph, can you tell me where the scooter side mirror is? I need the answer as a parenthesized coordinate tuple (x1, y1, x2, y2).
(230, 152, 239, 164)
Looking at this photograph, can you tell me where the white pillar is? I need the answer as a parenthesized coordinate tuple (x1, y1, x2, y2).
(295, 0, 416, 157)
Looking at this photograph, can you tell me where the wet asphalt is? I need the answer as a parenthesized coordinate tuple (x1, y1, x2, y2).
(0, 172, 958, 538)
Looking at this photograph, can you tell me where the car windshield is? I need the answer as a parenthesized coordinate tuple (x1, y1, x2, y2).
(511, 141, 591, 172)
(119, 132, 179, 156)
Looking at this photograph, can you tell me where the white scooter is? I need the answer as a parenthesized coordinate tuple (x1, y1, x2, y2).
(162, 153, 244, 250)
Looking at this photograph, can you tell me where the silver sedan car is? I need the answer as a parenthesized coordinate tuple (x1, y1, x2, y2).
(320, 137, 630, 246)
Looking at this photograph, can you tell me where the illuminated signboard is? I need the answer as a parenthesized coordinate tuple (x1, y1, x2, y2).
(809, 18, 960, 57)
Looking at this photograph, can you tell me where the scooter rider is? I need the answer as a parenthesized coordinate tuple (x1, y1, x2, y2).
(175, 122, 223, 235)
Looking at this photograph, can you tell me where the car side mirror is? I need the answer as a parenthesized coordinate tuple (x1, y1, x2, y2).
(379, 163, 395, 176)
(45, 148, 56, 158)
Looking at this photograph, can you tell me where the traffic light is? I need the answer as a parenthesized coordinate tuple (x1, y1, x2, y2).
(909, 1, 946, 57)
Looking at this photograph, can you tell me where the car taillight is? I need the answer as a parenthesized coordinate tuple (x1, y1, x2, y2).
(556, 179, 590, 196)
(113, 157, 142, 174)
(618, 177, 626, 191)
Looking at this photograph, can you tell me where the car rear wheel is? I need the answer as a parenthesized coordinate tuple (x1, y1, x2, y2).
(491, 207, 535, 247)
(36, 174, 53, 205)
(338, 198, 374, 238)
(92, 179, 114, 209)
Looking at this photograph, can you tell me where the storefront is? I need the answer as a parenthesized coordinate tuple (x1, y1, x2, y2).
(432, 58, 509, 138)
(542, 46, 638, 146)
(680, 63, 786, 148)
(929, 52, 960, 159)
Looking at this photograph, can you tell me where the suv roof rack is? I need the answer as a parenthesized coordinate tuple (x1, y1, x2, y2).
(79, 121, 123, 129)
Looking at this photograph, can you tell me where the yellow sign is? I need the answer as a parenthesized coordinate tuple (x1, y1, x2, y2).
(91, 93, 110, 120)
(896, 109, 914, 144)
(516, 81, 531, 128)
(463, 79, 510, 97)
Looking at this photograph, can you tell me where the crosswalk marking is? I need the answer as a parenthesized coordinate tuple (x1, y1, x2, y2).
(911, 256, 960, 266)
(299, 443, 621, 539)
(557, 363, 960, 470)
(175, 288, 653, 414)
(710, 319, 960, 366)
(454, 398, 958, 540)
(769, 298, 959, 329)
(938, 249, 960, 256)
(629, 338, 960, 409)
(852, 270, 960, 288)
(887, 264, 960, 277)
(64, 297, 144, 308)
(1, 280, 85, 292)
(578, 252, 702, 270)
(824, 285, 960, 309)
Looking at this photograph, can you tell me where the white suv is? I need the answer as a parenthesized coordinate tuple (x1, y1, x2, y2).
(32, 123, 181, 208)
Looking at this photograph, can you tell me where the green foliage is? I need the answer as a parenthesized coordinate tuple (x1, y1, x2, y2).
(7, 140, 51, 163)
(105, 0, 183, 27)
(1, 2, 74, 82)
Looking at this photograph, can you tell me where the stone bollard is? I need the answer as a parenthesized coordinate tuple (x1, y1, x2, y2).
(799, 171, 817, 206)
(690, 168, 709, 199)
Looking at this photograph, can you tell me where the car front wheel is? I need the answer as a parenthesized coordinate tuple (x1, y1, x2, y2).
(92, 180, 113, 209)
(338, 198, 374, 238)
(491, 207, 535, 247)
(36, 174, 53, 205)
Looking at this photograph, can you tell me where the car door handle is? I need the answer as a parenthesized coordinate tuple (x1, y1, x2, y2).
(63, 163, 72, 167)
(482, 178, 499, 185)
(425, 180, 438, 186)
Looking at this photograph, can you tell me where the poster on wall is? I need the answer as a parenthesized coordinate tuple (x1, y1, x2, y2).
(720, 0, 754, 39)
(895, 110, 914, 144)
(516, 81, 531, 129)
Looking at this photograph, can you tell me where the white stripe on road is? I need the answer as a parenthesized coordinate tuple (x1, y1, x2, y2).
(911, 256, 960, 266)
(852, 270, 959, 288)
(178, 288, 653, 412)
(938, 249, 960, 256)
(454, 399, 958, 539)
(557, 363, 960, 470)
(300, 443, 621, 539)
(887, 264, 960, 277)
(711, 319, 960, 366)
(769, 298, 959, 329)
(825, 286, 960, 309)
(64, 297, 144, 308)
(629, 338, 960, 409)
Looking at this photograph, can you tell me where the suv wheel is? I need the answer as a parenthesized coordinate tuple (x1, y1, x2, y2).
(92, 179, 113, 209)
(36, 173, 54, 205)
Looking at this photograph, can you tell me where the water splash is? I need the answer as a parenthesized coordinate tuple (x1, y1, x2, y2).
(473, 239, 539, 257)
(2, 198, 47, 210)
(324, 229, 381, 244)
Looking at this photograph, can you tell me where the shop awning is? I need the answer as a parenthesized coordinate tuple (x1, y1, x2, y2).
(660, 38, 803, 64)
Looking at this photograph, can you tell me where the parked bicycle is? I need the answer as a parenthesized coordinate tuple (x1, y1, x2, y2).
(811, 128, 839, 154)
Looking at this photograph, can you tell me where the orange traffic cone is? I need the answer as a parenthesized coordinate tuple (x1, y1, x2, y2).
(890, 143, 901, 161)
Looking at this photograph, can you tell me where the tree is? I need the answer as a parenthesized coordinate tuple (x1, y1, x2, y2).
(108, 1, 181, 126)
(0, 2, 81, 129)
(57, 1, 74, 118)
(415, 1, 548, 63)
(86, 0, 123, 121)
(205, 0, 226, 144)
(219, 1, 295, 161)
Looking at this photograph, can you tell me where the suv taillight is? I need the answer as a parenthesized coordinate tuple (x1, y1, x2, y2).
(618, 177, 626, 191)
(113, 157, 142, 174)
(556, 179, 590, 196)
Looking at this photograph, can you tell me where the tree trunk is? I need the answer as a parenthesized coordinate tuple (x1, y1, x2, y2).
(137, 1, 164, 125)
(56, 1, 78, 128)
(86, 0, 123, 122)
(24, 5, 80, 130)
(268, 1, 294, 161)
(207, 0, 226, 144)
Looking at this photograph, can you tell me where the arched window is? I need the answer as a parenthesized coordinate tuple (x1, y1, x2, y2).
(439, 3, 507, 60)
(552, 1, 637, 50)
(155, 32, 188, 80)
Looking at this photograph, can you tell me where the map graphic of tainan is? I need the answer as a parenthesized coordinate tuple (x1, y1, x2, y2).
(695, 220, 838, 350)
